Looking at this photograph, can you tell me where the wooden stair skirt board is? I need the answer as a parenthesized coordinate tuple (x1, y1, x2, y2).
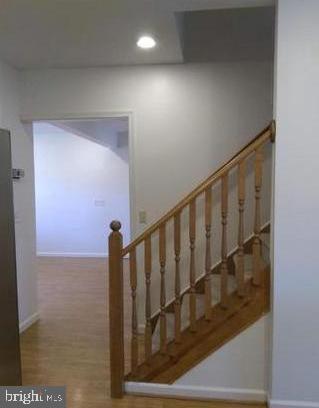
(108, 122, 275, 398)
(124, 382, 267, 403)
(126, 266, 270, 384)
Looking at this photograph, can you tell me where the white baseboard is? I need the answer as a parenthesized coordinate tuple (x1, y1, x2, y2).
(37, 251, 108, 258)
(269, 399, 319, 408)
(19, 312, 40, 333)
(125, 382, 267, 403)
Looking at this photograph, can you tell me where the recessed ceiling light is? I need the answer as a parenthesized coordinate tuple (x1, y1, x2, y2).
(137, 36, 156, 49)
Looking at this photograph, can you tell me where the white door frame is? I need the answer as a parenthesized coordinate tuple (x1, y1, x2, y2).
(22, 110, 137, 245)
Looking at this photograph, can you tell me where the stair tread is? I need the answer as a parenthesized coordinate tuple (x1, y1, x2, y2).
(152, 250, 266, 346)
(153, 293, 207, 347)
(127, 266, 270, 384)
(233, 253, 268, 279)
(152, 279, 269, 383)
(260, 232, 270, 249)
(149, 225, 271, 337)
(153, 275, 241, 350)
(150, 228, 271, 356)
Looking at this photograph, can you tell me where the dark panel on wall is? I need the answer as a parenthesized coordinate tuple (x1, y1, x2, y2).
(0, 129, 22, 385)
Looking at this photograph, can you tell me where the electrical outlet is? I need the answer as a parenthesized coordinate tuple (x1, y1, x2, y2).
(139, 210, 147, 224)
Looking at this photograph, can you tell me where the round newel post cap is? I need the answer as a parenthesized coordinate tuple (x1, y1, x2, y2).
(110, 220, 121, 231)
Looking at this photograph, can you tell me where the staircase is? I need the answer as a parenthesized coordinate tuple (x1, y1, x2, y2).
(108, 121, 275, 398)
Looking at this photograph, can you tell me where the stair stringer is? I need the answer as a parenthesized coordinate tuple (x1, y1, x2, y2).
(126, 264, 270, 384)
(149, 221, 270, 334)
(125, 315, 269, 403)
(174, 314, 269, 392)
(153, 267, 270, 384)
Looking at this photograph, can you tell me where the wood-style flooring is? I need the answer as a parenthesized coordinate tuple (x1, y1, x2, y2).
(20, 257, 266, 408)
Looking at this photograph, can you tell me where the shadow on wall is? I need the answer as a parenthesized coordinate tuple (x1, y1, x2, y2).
(53, 117, 129, 161)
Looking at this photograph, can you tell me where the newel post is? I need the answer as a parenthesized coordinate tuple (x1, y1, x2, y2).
(109, 220, 124, 398)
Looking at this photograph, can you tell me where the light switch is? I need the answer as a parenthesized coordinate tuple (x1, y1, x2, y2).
(139, 210, 147, 224)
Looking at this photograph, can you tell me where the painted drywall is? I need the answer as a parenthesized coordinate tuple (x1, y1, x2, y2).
(20, 62, 273, 237)
(20, 62, 273, 294)
(33, 122, 130, 256)
(176, 316, 270, 393)
(20, 61, 273, 392)
(270, 1, 319, 406)
(0, 60, 38, 330)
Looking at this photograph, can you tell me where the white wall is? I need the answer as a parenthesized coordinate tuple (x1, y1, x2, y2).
(33, 122, 130, 256)
(21, 62, 273, 238)
(270, 1, 319, 407)
(0, 60, 38, 330)
(176, 316, 270, 393)
(126, 316, 270, 402)
(20, 61, 273, 393)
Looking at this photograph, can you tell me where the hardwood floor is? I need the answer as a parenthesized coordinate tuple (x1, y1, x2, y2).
(20, 257, 266, 408)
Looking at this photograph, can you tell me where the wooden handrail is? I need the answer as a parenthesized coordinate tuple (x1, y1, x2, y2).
(122, 121, 275, 256)
(109, 122, 275, 396)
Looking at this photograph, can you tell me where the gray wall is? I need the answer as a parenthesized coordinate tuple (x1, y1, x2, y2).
(0, 60, 38, 331)
(271, 0, 319, 405)
(19, 61, 273, 393)
(20, 62, 273, 241)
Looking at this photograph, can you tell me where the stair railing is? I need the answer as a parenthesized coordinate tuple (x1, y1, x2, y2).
(108, 121, 275, 397)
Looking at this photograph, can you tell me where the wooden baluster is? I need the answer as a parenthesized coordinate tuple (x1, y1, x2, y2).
(270, 120, 276, 143)
(253, 147, 263, 286)
(220, 174, 229, 308)
(144, 236, 152, 361)
(129, 248, 138, 375)
(174, 212, 182, 343)
(108, 220, 124, 398)
(189, 199, 197, 332)
(237, 161, 246, 297)
(204, 187, 212, 320)
(159, 224, 167, 354)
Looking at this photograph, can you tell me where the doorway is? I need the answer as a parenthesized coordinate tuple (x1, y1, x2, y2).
(20, 116, 132, 404)
(33, 117, 131, 255)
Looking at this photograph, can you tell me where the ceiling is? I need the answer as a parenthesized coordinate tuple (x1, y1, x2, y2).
(183, 7, 275, 62)
(0, 0, 275, 69)
(34, 118, 128, 149)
